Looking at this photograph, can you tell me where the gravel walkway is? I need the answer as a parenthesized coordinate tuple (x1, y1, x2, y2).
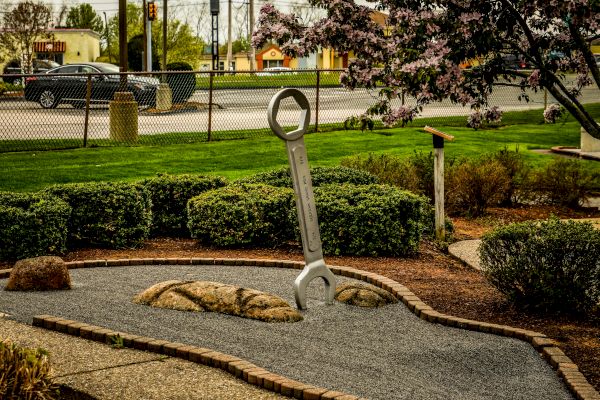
(0, 265, 573, 400)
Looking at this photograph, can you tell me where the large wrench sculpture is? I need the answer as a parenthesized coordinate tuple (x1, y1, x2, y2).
(267, 88, 336, 310)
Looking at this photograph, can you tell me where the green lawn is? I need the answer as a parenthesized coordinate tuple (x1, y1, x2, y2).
(195, 71, 342, 89)
(1, 105, 599, 193)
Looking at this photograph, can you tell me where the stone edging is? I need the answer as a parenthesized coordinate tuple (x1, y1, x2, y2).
(5, 257, 599, 400)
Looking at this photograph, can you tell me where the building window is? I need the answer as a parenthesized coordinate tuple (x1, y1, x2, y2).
(264, 59, 283, 69)
(36, 53, 64, 65)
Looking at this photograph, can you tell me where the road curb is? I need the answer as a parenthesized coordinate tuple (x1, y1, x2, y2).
(10, 257, 597, 400)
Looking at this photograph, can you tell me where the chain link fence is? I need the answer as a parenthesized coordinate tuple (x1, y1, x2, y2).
(1, 68, 598, 153)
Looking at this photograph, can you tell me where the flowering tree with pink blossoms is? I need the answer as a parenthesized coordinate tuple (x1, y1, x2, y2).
(253, 0, 600, 137)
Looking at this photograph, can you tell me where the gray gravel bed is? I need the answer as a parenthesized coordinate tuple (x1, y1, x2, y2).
(0, 265, 573, 400)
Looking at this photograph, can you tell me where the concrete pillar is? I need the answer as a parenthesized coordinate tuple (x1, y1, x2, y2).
(109, 92, 138, 142)
(581, 124, 600, 152)
(156, 83, 172, 111)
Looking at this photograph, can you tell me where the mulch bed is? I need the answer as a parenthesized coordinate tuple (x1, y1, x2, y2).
(1, 204, 599, 391)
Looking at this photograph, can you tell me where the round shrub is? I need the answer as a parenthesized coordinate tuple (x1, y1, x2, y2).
(44, 182, 152, 249)
(240, 166, 379, 188)
(313, 184, 428, 256)
(141, 173, 228, 236)
(0, 192, 70, 260)
(479, 218, 600, 315)
(187, 183, 295, 247)
(166, 61, 195, 104)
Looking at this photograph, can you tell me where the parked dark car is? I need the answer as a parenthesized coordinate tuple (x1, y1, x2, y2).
(2, 59, 60, 84)
(24, 62, 159, 109)
(501, 54, 533, 70)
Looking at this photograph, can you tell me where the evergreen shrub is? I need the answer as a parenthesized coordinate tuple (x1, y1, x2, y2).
(44, 182, 152, 248)
(480, 218, 600, 315)
(142, 173, 228, 236)
(187, 183, 295, 247)
(314, 184, 427, 256)
(0, 193, 70, 260)
(240, 166, 378, 188)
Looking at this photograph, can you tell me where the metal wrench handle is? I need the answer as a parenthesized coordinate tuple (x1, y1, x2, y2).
(267, 88, 336, 310)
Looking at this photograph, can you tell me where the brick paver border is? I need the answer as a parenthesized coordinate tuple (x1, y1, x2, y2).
(3, 257, 597, 400)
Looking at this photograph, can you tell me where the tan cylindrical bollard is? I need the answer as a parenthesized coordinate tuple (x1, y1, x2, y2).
(581, 124, 600, 152)
(156, 83, 172, 111)
(109, 92, 138, 142)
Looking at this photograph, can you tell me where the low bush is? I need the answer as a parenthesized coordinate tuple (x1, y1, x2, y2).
(0, 340, 59, 399)
(44, 182, 152, 249)
(446, 158, 511, 217)
(314, 184, 428, 256)
(528, 157, 599, 208)
(0, 193, 70, 261)
(479, 218, 600, 315)
(166, 61, 195, 104)
(141, 173, 228, 236)
(341, 153, 421, 194)
(187, 183, 295, 247)
(408, 151, 436, 200)
(489, 146, 529, 206)
(240, 166, 378, 188)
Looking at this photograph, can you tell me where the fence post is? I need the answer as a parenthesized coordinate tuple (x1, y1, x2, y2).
(315, 70, 320, 132)
(83, 74, 92, 147)
(208, 71, 213, 142)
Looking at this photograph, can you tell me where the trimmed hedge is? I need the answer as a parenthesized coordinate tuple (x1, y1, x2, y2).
(0, 192, 71, 260)
(166, 61, 195, 104)
(240, 166, 379, 188)
(44, 182, 152, 249)
(187, 183, 295, 247)
(141, 173, 228, 236)
(479, 218, 600, 315)
(314, 184, 428, 256)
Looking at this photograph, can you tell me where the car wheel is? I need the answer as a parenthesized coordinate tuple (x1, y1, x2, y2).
(39, 90, 58, 109)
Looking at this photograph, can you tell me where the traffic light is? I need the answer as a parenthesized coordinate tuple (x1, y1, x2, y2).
(147, 2, 157, 21)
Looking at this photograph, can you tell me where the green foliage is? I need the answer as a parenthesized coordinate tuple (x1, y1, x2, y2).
(446, 158, 511, 217)
(108, 334, 124, 349)
(344, 115, 375, 131)
(65, 3, 103, 33)
(141, 173, 228, 236)
(314, 184, 427, 256)
(240, 166, 378, 188)
(44, 182, 152, 249)
(187, 183, 295, 247)
(166, 62, 195, 103)
(408, 151, 436, 201)
(0, 340, 59, 399)
(341, 153, 421, 194)
(489, 146, 529, 206)
(0, 82, 6, 96)
(480, 218, 600, 315)
(0, 192, 70, 261)
(528, 157, 599, 208)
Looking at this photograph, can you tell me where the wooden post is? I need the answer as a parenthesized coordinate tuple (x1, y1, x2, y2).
(424, 126, 455, 241)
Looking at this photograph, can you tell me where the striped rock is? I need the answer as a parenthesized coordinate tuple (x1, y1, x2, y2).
(335, 282, 398, 308)
(133, 280, 303, 322)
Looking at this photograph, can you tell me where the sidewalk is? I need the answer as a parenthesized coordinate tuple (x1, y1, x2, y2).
(0, 315, 285, 400)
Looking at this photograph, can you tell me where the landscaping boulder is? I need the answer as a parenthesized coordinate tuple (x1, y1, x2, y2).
(335, 282, 397, 307)
(5, 256, 71, 291)
(134, 280, 303, 322)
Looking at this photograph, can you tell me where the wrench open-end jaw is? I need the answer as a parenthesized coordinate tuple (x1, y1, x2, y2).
(267, 88, 336, 310)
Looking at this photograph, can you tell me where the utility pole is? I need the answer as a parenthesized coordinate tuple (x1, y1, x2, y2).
(162, 0, 167, 71)
(249, 0, 255, 70)
(211, 0, 220, 70)
(119, 0, 127, 89)
(142, 0, 147, 71)
(227, 0, 232, 71)
(103, 12, 111, 63)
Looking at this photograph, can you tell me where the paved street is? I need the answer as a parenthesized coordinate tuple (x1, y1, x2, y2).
(0, 84, 598, 142)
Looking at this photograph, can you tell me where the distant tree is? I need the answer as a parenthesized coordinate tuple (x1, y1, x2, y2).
(219, 38, 251, 55)
(107, 2, 204, 69)
(65, 3, 103, 33)
(127, 33, 160, 71)
(0, 1, 53, 74)
(254, 0, 600, 138)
